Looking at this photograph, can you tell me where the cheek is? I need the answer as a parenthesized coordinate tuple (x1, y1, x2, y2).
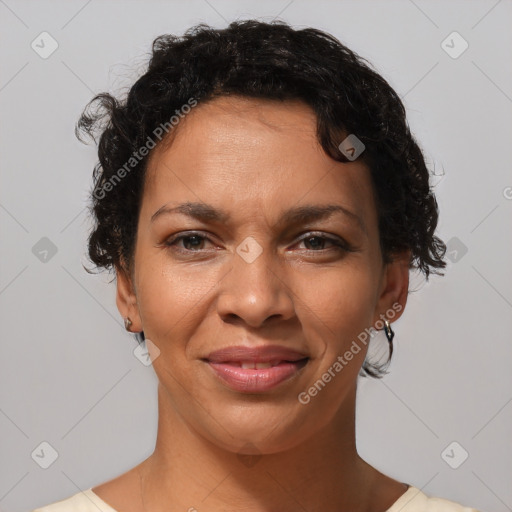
(134, 264, 217, 402)
(135, 263, 219, 342)
(291, 266, 378, 417)
(297, 262, 379, 347)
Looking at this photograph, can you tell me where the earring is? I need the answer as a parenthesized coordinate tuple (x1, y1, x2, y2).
(124, 317, 132, 331)
(384, 319, 394, 344)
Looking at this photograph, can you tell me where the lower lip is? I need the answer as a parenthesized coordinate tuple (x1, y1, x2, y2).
(207, 360, 307, 393)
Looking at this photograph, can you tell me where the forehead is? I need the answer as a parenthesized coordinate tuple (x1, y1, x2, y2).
(143, 96, 376, 227)
(148, 95, 323, 171)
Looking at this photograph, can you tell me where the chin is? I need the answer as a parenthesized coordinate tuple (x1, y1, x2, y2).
(193, 400, 320, 456)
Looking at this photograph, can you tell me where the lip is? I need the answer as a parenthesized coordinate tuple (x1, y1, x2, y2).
(205, 345, 309, 393)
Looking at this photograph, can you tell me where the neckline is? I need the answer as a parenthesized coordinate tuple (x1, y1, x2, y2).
(87, 484, 421, 512)
(84, 488, 119, 511)
(384, 484, 425, 512)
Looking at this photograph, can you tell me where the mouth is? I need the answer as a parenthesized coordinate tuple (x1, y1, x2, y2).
(220, 360, 303, 369)
(204, 345, 309, 393)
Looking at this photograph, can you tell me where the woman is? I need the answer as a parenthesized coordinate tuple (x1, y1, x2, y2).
(33, 20, 480, 512)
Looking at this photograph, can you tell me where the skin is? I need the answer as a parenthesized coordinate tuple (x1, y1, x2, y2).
(93, 96, 411, 512)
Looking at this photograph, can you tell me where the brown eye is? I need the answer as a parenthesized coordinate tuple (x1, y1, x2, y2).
(301, 236, 333, 250)
(165, 232, 213, 252)
(296, 233, 350, 252)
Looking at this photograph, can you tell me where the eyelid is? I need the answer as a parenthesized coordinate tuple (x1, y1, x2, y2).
(164, 231, 217, 248)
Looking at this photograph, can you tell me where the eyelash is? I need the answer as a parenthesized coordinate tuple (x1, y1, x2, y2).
(164, 231, 352, 255)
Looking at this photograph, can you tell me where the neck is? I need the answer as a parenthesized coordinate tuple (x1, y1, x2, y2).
(139, 382, 382, 512)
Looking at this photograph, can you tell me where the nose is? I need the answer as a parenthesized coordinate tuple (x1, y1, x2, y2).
(216, 244, 295, 328)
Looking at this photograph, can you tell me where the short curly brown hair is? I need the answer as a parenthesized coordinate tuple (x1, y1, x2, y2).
(77, 19, 446, 378)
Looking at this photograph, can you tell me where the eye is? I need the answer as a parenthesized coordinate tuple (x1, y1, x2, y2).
(165, 232, 214, 252)
(295, 233, 350, 252)
(164, 231, 353, 255)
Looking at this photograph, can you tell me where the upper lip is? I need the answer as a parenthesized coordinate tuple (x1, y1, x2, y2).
(205, 345, 308, 363)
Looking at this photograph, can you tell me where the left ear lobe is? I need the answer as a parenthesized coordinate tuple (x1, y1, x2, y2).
(373, 250, 411, 324)
(115, 265, 142, 332)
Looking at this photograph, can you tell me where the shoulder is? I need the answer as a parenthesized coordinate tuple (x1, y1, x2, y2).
(31, 488, 118, 512)
(386, 486, 481, 512)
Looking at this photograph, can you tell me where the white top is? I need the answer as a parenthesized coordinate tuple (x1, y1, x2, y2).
(32, 485, 481, 512)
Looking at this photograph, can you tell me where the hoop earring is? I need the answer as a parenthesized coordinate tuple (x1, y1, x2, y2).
(124, 317, 133, 331)
(384, 319, 394, 344)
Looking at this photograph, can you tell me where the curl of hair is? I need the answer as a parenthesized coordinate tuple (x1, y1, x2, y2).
(77, 20, 446, 378)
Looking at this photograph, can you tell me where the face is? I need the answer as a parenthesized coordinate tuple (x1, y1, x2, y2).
(117, 96, 409, 454)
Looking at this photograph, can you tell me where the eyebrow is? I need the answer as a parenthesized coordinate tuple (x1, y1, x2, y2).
(150, 201, 365, 232)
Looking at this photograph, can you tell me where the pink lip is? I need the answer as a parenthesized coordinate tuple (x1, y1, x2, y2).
(205, 345, 309, 393)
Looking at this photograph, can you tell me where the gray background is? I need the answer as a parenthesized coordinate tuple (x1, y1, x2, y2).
(1, 1, 511, 511)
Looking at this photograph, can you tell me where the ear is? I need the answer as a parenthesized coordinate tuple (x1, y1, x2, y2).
(372, 250, 411, 325)
(115, 264, 143, 332)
